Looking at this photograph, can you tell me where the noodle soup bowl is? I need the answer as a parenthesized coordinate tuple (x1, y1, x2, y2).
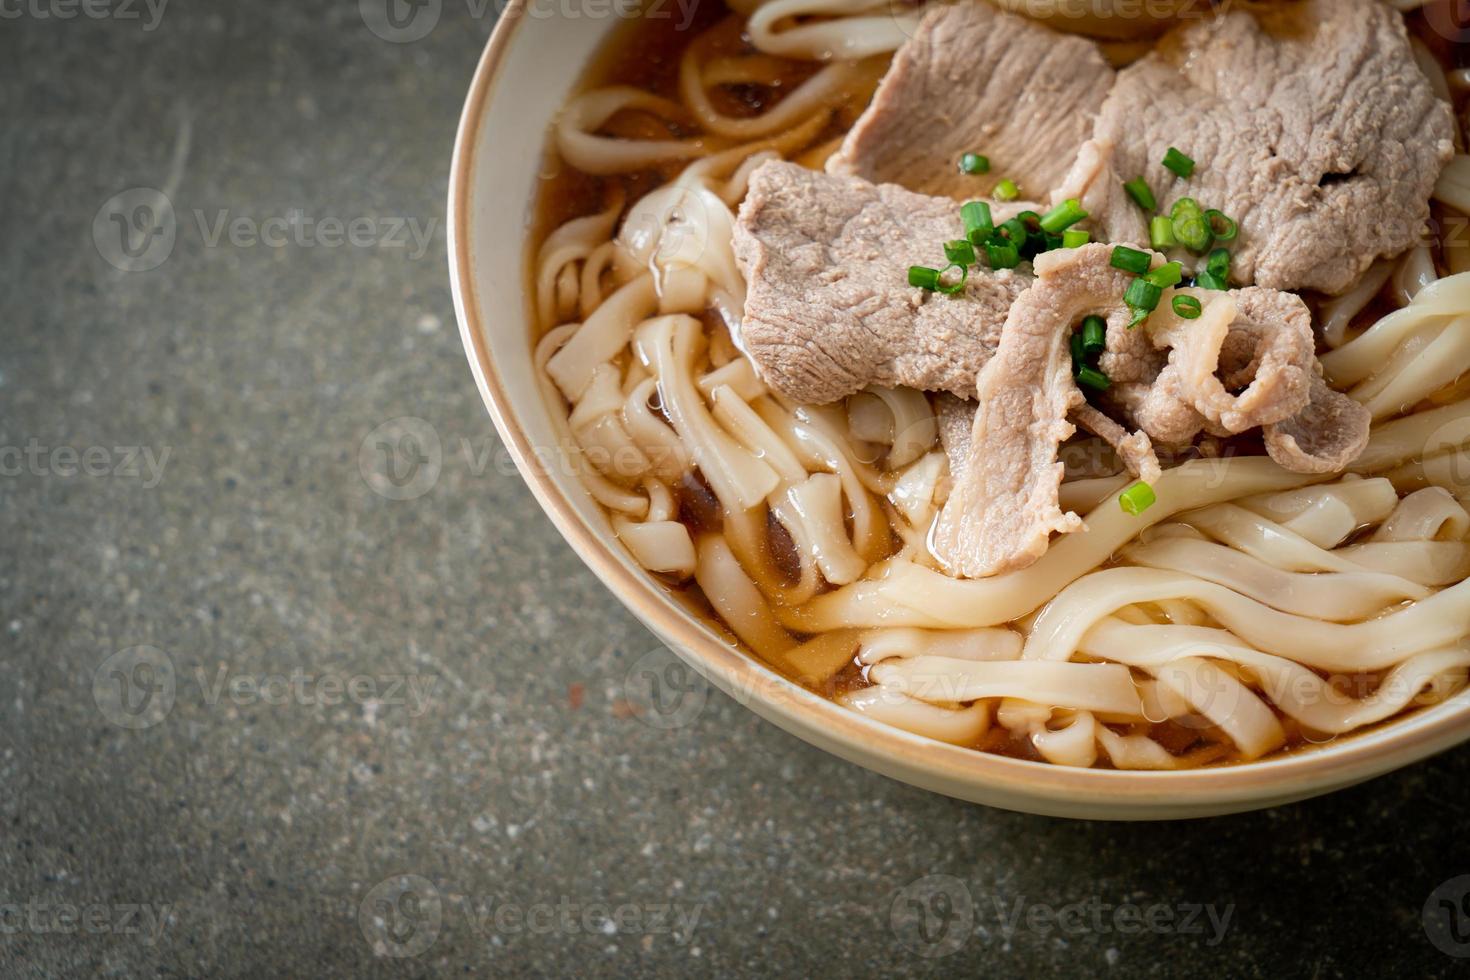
(447, 5, 1470, 819)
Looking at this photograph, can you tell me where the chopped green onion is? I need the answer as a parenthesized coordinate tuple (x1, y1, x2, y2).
(908, 265, 940, 290)
(1062, 229, 1091, 248)
(1124, 177, 1157, 212)
(1124, 278, 1163, 310)
(1162, 147, 1195, 179)
(1172, 294, 1203, 319)
(959, 152, 990, 175)
(985, 239, 1020, 270)
(1144, 261, 1184, 289)
(1195, 270, 1228, 291)
(1205, 209, 1237, 241)
(1170, 197, 1213, 253)
(1149, 215, 1177, 250)
(1119, 481, 1157, 516)
(1110, 245, 1152, 275)
(935, 263, 968, 295)
(1070, 330, 1086, 367)
(996, 217, 1029, 251)
(909, 264, 967, 293)
(1206, 246, 1231, 280)
(994, 178, 1019, 201)
(1081, 315, 1107, 354)
(1039, 199, 1089, 234)
(1076, 366, 1111, 391)
(961, 201, 994, 245)
(1127, 306, 1152, 329)
(944, 239, 977, 266)
(1016, 210, 1042, 233)
(1041, 232, 1064, 253)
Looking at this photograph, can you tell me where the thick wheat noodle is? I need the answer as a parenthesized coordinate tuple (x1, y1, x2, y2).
(1025, 566, 1470, 672)
(778, 459, 1320, 631)
(1121, 536, 1429, 619)
(745, 0, 920, 60)
(1081, 619, 1470, 736)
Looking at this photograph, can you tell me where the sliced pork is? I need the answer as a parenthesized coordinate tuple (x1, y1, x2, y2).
(932, 244, 1136, 578)
(826, 2, 1114, 202)
(1264, 373, 1373, 474)
(1092, 0, 1454, 293)
(732, 160, 1036, 403)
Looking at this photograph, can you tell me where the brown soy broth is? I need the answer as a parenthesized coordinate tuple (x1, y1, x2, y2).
(529, 3, 1469, 768)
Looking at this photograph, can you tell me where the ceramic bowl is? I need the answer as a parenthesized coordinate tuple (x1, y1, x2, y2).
(447, 3, 1470, 819)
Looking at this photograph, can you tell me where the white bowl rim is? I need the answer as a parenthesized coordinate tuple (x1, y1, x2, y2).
(446, 1, 1470, 815)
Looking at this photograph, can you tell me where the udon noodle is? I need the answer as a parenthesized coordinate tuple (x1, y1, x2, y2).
(530, 0, 1470, 768)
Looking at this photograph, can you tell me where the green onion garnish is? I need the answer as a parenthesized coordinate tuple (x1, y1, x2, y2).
(1205, 209, 1237, 241)
(996, 217, 1029, 251)
(935, 263, 968, 295)
(1127, 306, 1152, 329)
(1172, 295, 1203, 319)
(1124, 278, 1163, 310)
(1124, 177, 1157, 212)
(1195, 271, 1228, 291)
(985, 239, 1020, 270)
(1063, 229, 1091, 248)
(1143, 261, 1183, 289)
(1170, 197, 1213, 253)
(1110, 245, 1152, 275)
(1206, 247, 1231, 280)
(909, 265, 940, 289)
(944, 239, 977, 266)
(959, 152, 990, 175)
(961, 201, 994, 245)
(1162, 147, 1195, 179)
(994, 178, 1019, 201)
(1119, 480, 1157, 516)
(1039, 199, 1089, 234)
(1070, 330, 1086, 367)
(1149, 215, 1177, 250)
(1081, 315, 1106, 354)
(1076, 366, 1111, 391)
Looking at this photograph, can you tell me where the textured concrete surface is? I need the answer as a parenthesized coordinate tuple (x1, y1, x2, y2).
(2, 1, 1470, 977)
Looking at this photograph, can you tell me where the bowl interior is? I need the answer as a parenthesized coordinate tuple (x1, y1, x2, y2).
(447, 7, 1470, 819)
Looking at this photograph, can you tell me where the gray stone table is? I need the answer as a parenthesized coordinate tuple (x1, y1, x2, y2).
(2, 0, 1469, 976)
